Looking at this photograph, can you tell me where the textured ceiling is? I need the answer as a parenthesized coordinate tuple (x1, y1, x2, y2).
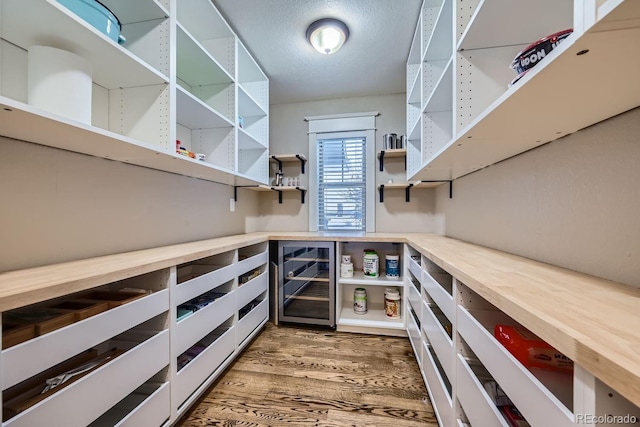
(213, 0, 422, 105)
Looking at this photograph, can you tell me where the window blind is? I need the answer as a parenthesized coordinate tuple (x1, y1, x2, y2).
(317, 136, 366, 231)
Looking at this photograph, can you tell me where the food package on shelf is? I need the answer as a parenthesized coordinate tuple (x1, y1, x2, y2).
(494, 324, 573, 373)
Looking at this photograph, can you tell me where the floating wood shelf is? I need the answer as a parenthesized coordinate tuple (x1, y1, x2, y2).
(270, 154, 307, 174)
(240, 185, 307, 204)
(377, 148, 406, 171)
(377, 181, 450, 202)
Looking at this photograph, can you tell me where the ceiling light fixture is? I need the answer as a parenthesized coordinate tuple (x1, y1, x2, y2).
(306, 18, 350, 55)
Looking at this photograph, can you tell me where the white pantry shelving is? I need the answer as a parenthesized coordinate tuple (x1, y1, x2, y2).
(0, 0, 269, 186)
(408, 0, 640, 181)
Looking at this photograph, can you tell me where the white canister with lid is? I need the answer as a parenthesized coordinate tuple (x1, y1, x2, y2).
(341, 262, 354, 278)
(385, 254, 400, 278)
(363, 250, 379, 278)
(354, 288, 367, 314)
(384, 288, 401, 319)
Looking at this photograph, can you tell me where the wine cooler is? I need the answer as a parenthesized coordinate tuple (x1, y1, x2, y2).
(277, 241, 335, 327)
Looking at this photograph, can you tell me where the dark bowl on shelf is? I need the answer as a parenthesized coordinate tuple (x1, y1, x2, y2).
(510, 29, 573, 74)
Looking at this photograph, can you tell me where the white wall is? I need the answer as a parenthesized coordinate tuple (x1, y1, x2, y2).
(0, 137, 259, 272)
(435, 107, 640, 287)
(253, 93, 442, 233)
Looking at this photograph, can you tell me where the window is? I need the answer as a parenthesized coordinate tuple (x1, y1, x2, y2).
(307, 112, 377, 233)
(317, 135, 366, 231)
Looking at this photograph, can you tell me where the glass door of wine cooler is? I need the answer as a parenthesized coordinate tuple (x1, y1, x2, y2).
(278, 241, 335, 327)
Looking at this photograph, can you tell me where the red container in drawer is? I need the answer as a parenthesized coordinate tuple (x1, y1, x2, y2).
(494, 325, 573, 373)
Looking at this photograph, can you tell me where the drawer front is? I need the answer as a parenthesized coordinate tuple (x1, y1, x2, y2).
(422, 344, 453, 427)
(236, 299, 268, 347)
(237, 250, 268, 275)
(456, 355, 509, 427)
(457, 307, 574, 427)
(421, 301, 453, 381)
(174, 328, 235, 407)
(236, 271, 268, 310)
(407, 310, 422, 368)
(175, 292, 235, 355)
(115, 382, 170, 427)
(408, 281, 421, 316)
(3, 290, 169, 389)
(176, 263, 235, 305)
(408, 255, 422, 281)
(6, 330, 170, 427)
(423, 272, 453, 322)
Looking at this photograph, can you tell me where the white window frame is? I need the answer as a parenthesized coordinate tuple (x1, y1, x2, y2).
(307, 113, 377, 233)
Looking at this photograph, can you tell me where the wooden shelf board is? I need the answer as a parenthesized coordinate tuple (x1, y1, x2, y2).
(377, 149, 407, 159)
(247, 185, 307, 192)
(458, 0, 573, 51)
(269, 154, 308, 162)
(2, 0, 168, 90)
(378, 181, 445, 190)
(414, 25, 640, 181)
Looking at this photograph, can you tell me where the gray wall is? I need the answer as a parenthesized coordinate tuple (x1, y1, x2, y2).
(252, 93, 443, 233)
(0, 137, 259, 272)
(435, 107, 640, 287)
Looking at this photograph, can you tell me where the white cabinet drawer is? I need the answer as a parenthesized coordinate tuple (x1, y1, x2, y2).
(407, 310, 422, 368)
(408, 280, 421, 316)
(175, 292, 235, 355)
(174, 327, 235, 407)
(113, 382, 170, 427)
(91, 382, 170, 427)
(236, 298, 268, 347)
(407, 254, 422, 281)
(176, 263, 235, 305)
(457, 306, 574, 427)
(422, 344, 453, 427)
(236, 271, 268, 310)
(6, 330, 170, 427)
(237, 249, 268, 274)
(2, 290, 169, 389)
(422, 301, 453, 381)
(456, 355, 509, 427)
(423, 271, 453, 322)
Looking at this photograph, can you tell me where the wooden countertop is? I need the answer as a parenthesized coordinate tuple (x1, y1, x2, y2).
(0, 231, 638, 408)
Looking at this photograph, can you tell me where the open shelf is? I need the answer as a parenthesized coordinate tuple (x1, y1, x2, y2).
(176, 86, 233, 130)
(1, 0, 169, 90)
(423, 0, 453, 62)
(413, 16, 640, 181)
(458, 0, 573, 51)
(0, 97, 269, 186)
(176, 24, 233, 87)
(377, 181, 447, 202)
(338, 305, 404, 330)
(338, 271, 403, 287)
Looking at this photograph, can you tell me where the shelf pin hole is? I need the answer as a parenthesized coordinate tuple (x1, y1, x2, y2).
(576, 49, 590, 56)
(3, 108, 12, 112)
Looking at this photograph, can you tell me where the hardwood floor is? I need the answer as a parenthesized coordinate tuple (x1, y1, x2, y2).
(177, 322, 437, 426)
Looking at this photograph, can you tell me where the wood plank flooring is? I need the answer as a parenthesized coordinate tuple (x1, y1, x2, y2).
(177, 323, 437, 426)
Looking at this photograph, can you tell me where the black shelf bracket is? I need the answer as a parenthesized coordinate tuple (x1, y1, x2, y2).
(379, 185, 384, 202)
(405, 183, 414, 202)
(271, 155, 283, 172)
(295, 154, 307, 174)
(234, 186, 238, 202)
(297, 187, 306, 203)
(379, 150, 385, 171)
(449, 180, 453, 199)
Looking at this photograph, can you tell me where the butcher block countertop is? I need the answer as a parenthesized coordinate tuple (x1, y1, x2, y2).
(0, 231, 638, 407)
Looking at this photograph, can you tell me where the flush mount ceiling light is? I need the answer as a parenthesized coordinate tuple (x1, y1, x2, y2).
(306, 18, 350, 55)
